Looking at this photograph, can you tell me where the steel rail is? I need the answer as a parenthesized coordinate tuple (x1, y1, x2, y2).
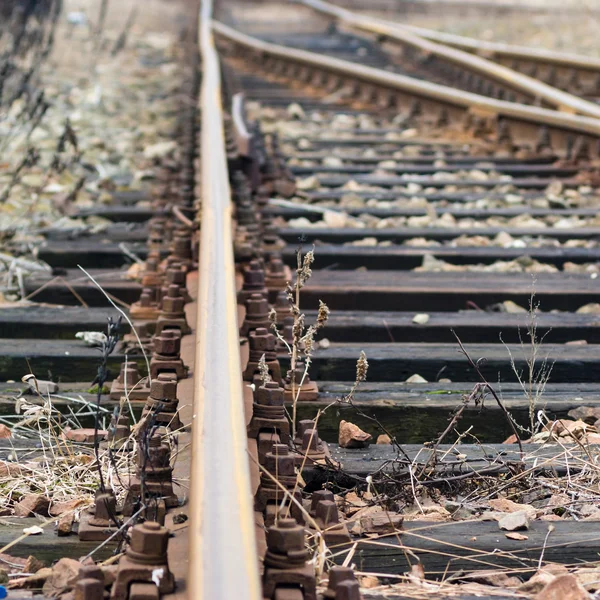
(188, 1, 261, 598)
(212, 21, 600, 140)
(396, 24, 600, 74)
(295, 0, 600, 120)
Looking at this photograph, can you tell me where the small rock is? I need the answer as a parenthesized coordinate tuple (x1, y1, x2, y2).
(57, 512, 75, 537)
(24, 556, 45, 574)
(22, 375, 58, 395)
(498, 510, 530, 531)
(577, 303, 600, 314)
(42, 558, 80, 596)
(505, 532, 528, 541)
(502, 300, 527, 313)
(534, 574, 589, 600)
(338, 420, 372, 449)
(50, 498, 89, 517)
(143, 140, 177, 160)
(287, 103, 305, 119)
(75, 331, 107, 347)
(354, 512, 403, 535)
(14, 494, 50, 517)
(489, 498, 536, 518)
(376, 434, 391, 445)
(406, 374, 428, 383)
(359, 575, 380, 589)
(0, 424, 11, 439)
(412, 313, 430, 325)
(317, 338, 330, 349)
(64, 428, 108, 443)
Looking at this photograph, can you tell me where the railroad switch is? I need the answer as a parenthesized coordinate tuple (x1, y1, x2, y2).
(248, 382, 291, 456)
(243, 327, 283, 385)
(110, 362, 150, 401)
(238, 259, 269, 304)
(240, 293, 272, 336)
(78, 489, 120, 542)
(293, 419, 329, 465)
(149, 330, 186, 379)
(323, 567, 361, 600)
(308, 491, 351, 547)
(141, 373, 182, 430)
(263, 518, 317, 600)
(284, 363, 319, 402)
(155, 284, 191, 336)
(123, 431, 178, 517)
(110, 521, 175, 600)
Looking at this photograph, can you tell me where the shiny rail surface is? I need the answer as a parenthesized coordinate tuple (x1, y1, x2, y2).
(295, 0, 600, 118)
(188, 1, 261, 598)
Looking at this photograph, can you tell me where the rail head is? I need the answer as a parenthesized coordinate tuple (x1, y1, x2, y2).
(212, 20, 600, 141)
(295, 0, 600, 120)
(398, 23, 600, 72)
(188, 1, 261, 599)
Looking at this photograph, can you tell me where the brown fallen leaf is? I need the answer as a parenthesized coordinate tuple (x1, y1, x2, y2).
(505, 532, 528, 541)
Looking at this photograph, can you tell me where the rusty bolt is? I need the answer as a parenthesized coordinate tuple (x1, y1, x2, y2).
(310, 489, 334, 514)
(315, 500, 339, 526)
(127, 521, 169, 564)
(249, 328, 275, 352)
(335, 580, 361, 600)
(118, 362, 141, 385)
(153, 331, 181, 356)
(150, 373, 178, 401)
(302, 428, 320, 452)
(243, 259, 266, 288)
(162, 284, 185, 314)
(256, 382, 284, 407)
(165, 266, 185, 286)
(245, 293, 269, 317)
(266, 518, 305, 554)
(74, 578, 104, 600)
(297, 419, 316, 439)
(264, 443, 295, 477)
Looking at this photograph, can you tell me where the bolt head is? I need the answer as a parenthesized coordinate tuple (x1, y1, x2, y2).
(129, 521, 169, 558)
(266, 518, 305, 554)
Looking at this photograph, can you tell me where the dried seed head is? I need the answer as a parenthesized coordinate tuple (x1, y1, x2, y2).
(258, 353, 271, 384)
(356, 351, 368, 383)
(268, 308, 277, 324)
(292, 313, 305, 342)
(316, 300, 329, 329)
(304, 333, 314, 356)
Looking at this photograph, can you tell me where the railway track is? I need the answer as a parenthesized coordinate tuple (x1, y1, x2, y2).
(3, 0, 600, 599)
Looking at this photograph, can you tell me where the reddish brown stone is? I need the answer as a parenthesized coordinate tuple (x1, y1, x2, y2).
(23, 555, 45, 574)
(64, 428, 107, 443)
(50, 498, 90, 517)
(0, 424, 11, 439)
(57, 512, 75, 537)
(14, 494, 50, 517)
